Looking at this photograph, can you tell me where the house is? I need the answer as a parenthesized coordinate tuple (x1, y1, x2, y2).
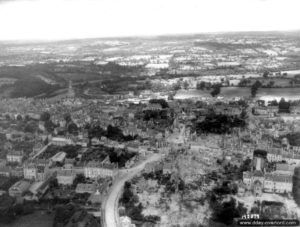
(24, 161, 50, 181)
(9, 180, 31, 197)
(64, 158, 76, 169)
(267, 106, 279, 114)
(75, 138, 89, 147)
(88, 190, 103, 205)
(254, 106, 278, 117)
(264, 173, 293, 194)
(51, 152, 66, 163)
(11, 167, 24, 177)
(0, 166, 11, 177)
(6, 150, 24, 164)
(84, 161, 118, 179)
(25, 179, 50, 201)
(51, 137, 73, 146)
(214, 105, 243, 116)
(0, 159, 6, 168)
(275, 163, 295, 175)
(163, 162, 173, 175)
(267, 149, 283, 163)
(282, 152, 300, 165)
(75, 183, 97, 194)
(143, 103, 162, 111)
(56, 169, 76, 185)
(23, 163, 38, 180)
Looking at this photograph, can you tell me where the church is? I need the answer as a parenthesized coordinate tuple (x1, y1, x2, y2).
(243, 150, 293, 196)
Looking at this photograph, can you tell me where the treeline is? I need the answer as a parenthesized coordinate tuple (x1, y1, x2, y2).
(196, 82, 222, 97)
(0, 195, 34, 224)
(81, 146, 137, 167)
(101, 75, 149, 94)
(54, 203, 100, 227)
(88, 124, 137, 142)
(10, 77, 61, 98)
(256, 98, 292, 113)
(193, 113, 246, 134)
(41, 145, 82, 159)
(194, 41, 265, 50)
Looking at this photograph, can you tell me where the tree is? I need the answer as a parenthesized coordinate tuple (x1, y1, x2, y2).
(240, 109, 248, 119)
(24, 121, 37, 133)
(238, 79, 250, 87)
(269, 99, 279, 106)
(5, 114, 10, 120)
(24, 115, 30, 121)
(40, 112, 51, 122)
(49, 178, 58, 189)
(183, 81, 189, 90)
(64, 113, 72, 123)
(149, 99, 169, 108)
(54, 204, 76, 226)
(263, 71, 269, 78)
(269, 80, 275, 87)
(173, 82, 181, 91)
(168, 94, 174, 100)
(210, 84, 221, 97)
(16, 115, 22, 121)
(67, 122, 78, 134)
(144, 79, 152, 90)
(251, 80, 262, 98)
(196, 81, 206, 90)
(279, 98, 290, 113)
(44, 120, 56, 132)
(212, 198, 246, 225)
(73, 174, 86, 187)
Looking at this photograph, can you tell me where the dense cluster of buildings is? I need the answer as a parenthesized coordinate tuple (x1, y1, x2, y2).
(242, 150, 293, 196)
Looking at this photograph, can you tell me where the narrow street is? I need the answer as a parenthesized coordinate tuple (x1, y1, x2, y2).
(103, 154, 162, 227)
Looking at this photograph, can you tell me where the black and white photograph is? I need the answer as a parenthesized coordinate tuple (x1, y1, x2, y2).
(1, 0, 300, 226)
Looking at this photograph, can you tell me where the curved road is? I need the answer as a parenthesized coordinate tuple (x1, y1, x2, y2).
(103, 154, 162, 227)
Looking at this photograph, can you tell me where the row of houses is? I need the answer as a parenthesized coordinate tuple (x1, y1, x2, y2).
(254, 106, 279, 116)
(267, 149, 300, 165)
(254, 105, 300, 116)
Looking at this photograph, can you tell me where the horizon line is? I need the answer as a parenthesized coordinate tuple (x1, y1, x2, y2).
(0, 29, 299, 44)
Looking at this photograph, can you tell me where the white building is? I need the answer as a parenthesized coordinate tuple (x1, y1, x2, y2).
(51, 152, 66, 163)
(51, 137, 73, 146)
(56, 169, 76, 185)
(243, 171, 292, 194)
(84, 161, 118, 179)
(23, 163, 37, 180)
(6, 150, 24, 164)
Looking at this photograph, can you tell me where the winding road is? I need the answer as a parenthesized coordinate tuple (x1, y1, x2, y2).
(103, 153, 162, 227)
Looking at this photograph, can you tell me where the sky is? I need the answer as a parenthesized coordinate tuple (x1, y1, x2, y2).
(0, 0, 299, 41)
